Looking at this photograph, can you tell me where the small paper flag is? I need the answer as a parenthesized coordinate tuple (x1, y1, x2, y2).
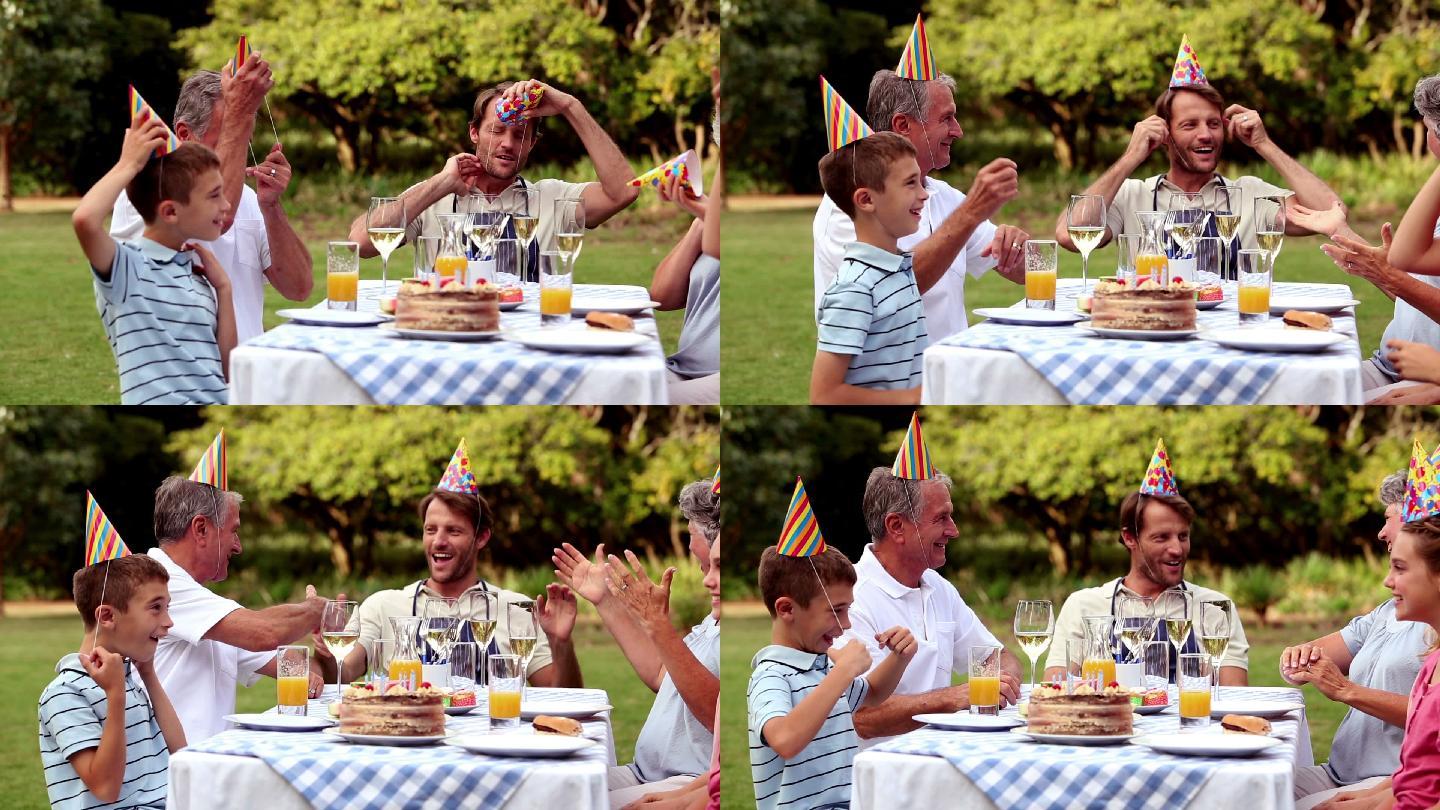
(629, 150, 705, 197)
(1139, 439, 1178, 496)
(189, 429, 227, 489)
(895, 15, 936, 82)
(1403, 438, 1440, 523)
(892, 413, 934, 480)
(497, 86, 544, 126)
(233, 35, 250, 78)
(127, 85, 181, 157)
(85, 491, 132, 567)
(820, 76, 873, 153)
(1169, 35, 1208, 88)
(438, 439, 479, 495)
(777, 478, 826, 558)
(711, 465, 720, 495)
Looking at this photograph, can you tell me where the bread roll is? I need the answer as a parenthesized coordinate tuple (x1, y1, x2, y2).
(1282, 310, 1332, 331)
(585, 311, 635, 332)
(1219, 714, 1272, 735)
(532, 715, 583, 736)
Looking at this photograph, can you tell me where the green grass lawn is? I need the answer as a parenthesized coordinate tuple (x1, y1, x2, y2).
(721, 205, 1396, 404)
(720, 610, 1353, 810)
(1, 613, 660, 810)
(0, 209, 686, 404)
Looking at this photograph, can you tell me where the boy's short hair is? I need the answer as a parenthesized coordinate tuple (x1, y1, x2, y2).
(1154, 85, 1226, 124)
(72, 555, 169, 629)
(817, 131, 916, 219)
(126, 142, 222, 224)
(759, 546, 856, 617)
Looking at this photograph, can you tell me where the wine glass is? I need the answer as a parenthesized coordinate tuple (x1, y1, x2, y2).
(506, 601, 539, 696)
(504, 186, 540, 283)
(1163, 191, 1211, 281)
(1213, 186, 1242, 280)
(1115, 595, 1156, 665)
(1012, 600, 1053, 697)
(1199, 599, 1233, 699)
(553, 199, 585, 273)
(320, 600, 358, 703)
(1254, 195, 1288, 273)
(467, 192, 509, 261)
(1157, 589, 1194, 656)
(422, 596, 460, 664)
(1066, 195, 1106, 292)
(462, 590, 499, 686)
(366, 196, 406, 293)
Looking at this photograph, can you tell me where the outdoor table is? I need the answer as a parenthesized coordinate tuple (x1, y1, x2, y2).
(168, 687, 616, 810)
(852, 686, 1312, 810)
(922, 279, 1363, 404)
(229, 281, 669, 404)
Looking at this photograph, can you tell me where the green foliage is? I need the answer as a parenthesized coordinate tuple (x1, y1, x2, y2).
(1226, 565, 1285, 626)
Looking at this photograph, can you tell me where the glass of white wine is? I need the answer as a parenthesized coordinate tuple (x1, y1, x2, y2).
(1013, 599, 1053, 697)
(1163, 191, 1210, 283)
(422, 596, 460, 665)
(320, 599, 358, 703)
(1066, 194, 1106, 293)
(1199, 599, 1233, 699)
(1158, 588, 1194, 656)
(505, 186, 540, 283)
(506, 601, 539, 697)
(463, 590, 499, 686)
(1255, 195, 1288, 273)
(1115, 595, 1156, 664)
(366, 196, 407, 293)
(466, 192, 509, 262)
(1213, 186, 1242, 280)
(553, 199, 585, 273)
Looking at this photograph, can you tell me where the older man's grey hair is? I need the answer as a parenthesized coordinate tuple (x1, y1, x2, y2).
(863, 466, 954, 541)
(867, 70, 958, 132)
(678, 479, 720, 545)
(154, 475, 243, 544)
(1380, 469, 1408, 507)
(174, 70, 224, 138)
(1415, 75, 1440, 123)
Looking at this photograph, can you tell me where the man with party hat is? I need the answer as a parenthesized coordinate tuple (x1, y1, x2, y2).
(38, 492, 188, 809)
(1043, 438, 1251, 686)
(326, 439, 583, 691)
(814, 15, 1030, 344)
(1055, 34, 1352, 265)
(837, 413, 1022, 747)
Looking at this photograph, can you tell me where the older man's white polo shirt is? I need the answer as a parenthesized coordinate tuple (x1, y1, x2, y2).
(840, 543, 1001, 748)
(147, 546, 273, 743)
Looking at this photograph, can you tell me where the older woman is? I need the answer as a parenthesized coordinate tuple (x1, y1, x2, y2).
(553, 477, 721, 810)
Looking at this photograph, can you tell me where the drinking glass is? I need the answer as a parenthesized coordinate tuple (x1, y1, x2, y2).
(1254, 195, 1288, 272)
(1115, 234, 1143, 286)
(422, 596, 460, 663)
(1238, 248, 1272, 325)
(366, 196, 406, 293)
(506, 601, 539, 695)
(1023, 240, 1058, 310)
(1135, 211, 1171, 285)
(491, 238, 520, 286)
(1013, 600, 1053, 695)
(504, 186, 540, 282)
(488, 654, 524, 731)
(538, 250, 572, 326)
(1067, 195, 1106, 292)
(1199, 599, 1233, 699)
(1178, 653, 1212, 728)
(387, 616, 423, 689)
(326, 241, 359, 311)
(968, 645, 1002, 715)
(1115, 595, 1155, 664)
(320, 600, 358, 703)
(1194, 236, 1222, 283)
(1157, 589, 1194, 655)
(412, 235, 441, 279)
(1163, 191, 1210, 259)
(467, 192, 509, 260)
(1213, 186, 1242, 280)
(1081, 615, 1118, 687)
(553, 199, 585, 271)
(449, 641, 478, 694)
(276, 645, 309, 715)
(463, 590, 500, 686)
(435, 214, 470, 283)
(1142, 640, 1171, 704)
(368, 638, 395, 690)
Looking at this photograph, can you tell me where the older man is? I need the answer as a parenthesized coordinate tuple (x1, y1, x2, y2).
(813, 68, 1028, 344)
(839, 466, 1023, 747)
(111, 54, 313, 344)
(147, 476, 330, 742)
(552, 478, 721, 809)
(349, 79, 639, 266)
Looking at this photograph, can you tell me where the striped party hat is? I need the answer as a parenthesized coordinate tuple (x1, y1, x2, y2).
(777, 478, 826, 557)
(1169, 35, 1208, 88)
(232, 35, 250, 77)
(1139, 439, 1178, 496)
(892, 412, 934, 480)
(820, 76, 873, 153)
(895, 15, 937, 81)
(189, 430, 227, 489)
(438, 439, 479, 495)
(711, 465, 720, 495)
(1404, 438, 1440, 523)
(126, 85, 181, 157)
(85, 491, 131, 566)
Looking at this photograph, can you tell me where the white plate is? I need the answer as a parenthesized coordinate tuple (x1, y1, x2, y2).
(445, 704, 480, 716)
(520, 701, 613, 719)
(380, 324, 502, 342)
(569, 299, 661, 316)
(913, 713, 1024, 731)
(499, 300, 524, 311)
(1134, 703, 1172, 716)
(1210, 701, 1300, 719)
(223, 713, 334, 731)
(1268, 298, 1361, 314)
(1198, 327, 1348, 353)
(504, 328, 649, 354)
(1196, 298, 1224, 311)
(1132, 732, 1281, 757)
(1018, 730, 1135, 746)
(1077, 324, 1200, 341)
(277, 308, 386, 327)
(323, 729, 447, 746)
(446, 733, 596, 758)
(973, 307, 1087, 326)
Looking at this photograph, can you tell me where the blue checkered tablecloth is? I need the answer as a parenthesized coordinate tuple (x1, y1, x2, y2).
(938, 281, 1359, 405)
(186, 687, 612, 810)
(870, 686, 1304, 810)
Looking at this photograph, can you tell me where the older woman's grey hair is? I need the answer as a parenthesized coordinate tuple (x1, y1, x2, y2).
(153, 475, 243, 543)
(678, 480, 719, 545)
(862, 467, 954, 541)
(1416, 75, 1440, 123)
(867, 70, 957, 132)
(1380, 469, 1408, 507)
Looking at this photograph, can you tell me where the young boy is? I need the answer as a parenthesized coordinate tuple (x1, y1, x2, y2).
(748, 547, 917, 810)
(39, 555, 186, 809)
(72, 112, 236, 405)
(811, 131, 931, 405)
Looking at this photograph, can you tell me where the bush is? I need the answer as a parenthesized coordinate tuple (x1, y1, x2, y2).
(1227, 565, 1285, 627)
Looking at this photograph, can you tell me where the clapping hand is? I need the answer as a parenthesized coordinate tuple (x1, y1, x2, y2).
(552, 542, 611, 605)
(536, 583, 578, 643)
(604, 550, 674, 633)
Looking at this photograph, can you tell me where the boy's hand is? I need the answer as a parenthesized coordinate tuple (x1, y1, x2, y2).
(121, 113, 171, 173)
(83, 646, 127, 695)
(875, 626, 917, 662)
(184, 242, 231, 294)
(659, 173, 707, 220)
(826, 641, 872, 680)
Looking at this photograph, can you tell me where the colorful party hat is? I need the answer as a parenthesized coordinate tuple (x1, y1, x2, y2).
(497, 86, 544, 126)
(629, 150, 705, 197)
(85, 491, 131, 567)
(438, 439, 479, 495)
(895, 15, 937, 81)
(189, 430, 227, 489)
(126, 85, 181, 157)
(1139, 439, 1178, 496)
(1403, 438, 1440, 523)
(820, 76, 873, 153)
(777, 478, 826, 557)
(892, 412, 934, 480)
(232, 35, 251, 78)
(1169, 35, 1208, 88)
(711, 464, 720, 495)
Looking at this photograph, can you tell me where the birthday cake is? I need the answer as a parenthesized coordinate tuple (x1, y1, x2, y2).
(338, 684, 446, 736)
(395, 278, 500, 332)
(1026, 684, 1134, 736)
(1090, 278, 1196, 331)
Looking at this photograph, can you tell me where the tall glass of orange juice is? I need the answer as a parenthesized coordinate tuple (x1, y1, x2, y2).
(968, 645, 1003, 715)
(1178, 653, 1212, 728)
(276, 645, 309, 715)
(488, 654, 524, 731)
(1237, 248, 1271, 325)
(1023, 240, 1058, 310)
(538, 250, 573, 326)
(326, 241, 360, 311)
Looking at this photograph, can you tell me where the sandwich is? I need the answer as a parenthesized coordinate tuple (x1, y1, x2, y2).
(1219, 714, 1272, 735)
(1282, 310, 1332, 331)
(532, 715, 583, 736)
(585, 311, 635, 332)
